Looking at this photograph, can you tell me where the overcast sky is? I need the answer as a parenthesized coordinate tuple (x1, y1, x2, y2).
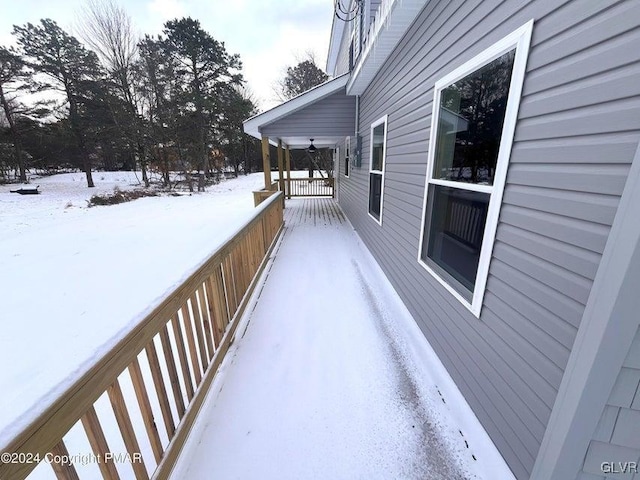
(0, 0, 335, 111)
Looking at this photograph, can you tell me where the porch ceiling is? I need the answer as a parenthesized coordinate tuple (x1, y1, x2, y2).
(277, 136, 341, 150)
(243, 74, 355, 149)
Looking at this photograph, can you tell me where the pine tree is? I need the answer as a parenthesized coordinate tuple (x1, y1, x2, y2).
(13, 19, 103, 187)
(162, 18, 242, 191)
(0, 47, 29, 182)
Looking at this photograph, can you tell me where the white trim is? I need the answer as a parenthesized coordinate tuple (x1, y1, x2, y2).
(417, 20, 533, 318)
(429, 178, 493, 194)
(243, 74, 350, 141)
(368, 115, 388, 225)
(344, 136, 351, 178)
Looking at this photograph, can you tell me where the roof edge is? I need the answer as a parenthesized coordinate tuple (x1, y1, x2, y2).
(243, 74, 350, 141)
(326, 12, 346, 75)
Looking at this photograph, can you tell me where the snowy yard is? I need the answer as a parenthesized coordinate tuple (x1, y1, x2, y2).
(0, 174, 511, 479)
(0, 171, 266, 448)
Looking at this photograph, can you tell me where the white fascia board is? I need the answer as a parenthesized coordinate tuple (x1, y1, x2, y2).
(347, 0, 427, 95)
(326, 13, 346, 75)
(243, 74, 350, 141)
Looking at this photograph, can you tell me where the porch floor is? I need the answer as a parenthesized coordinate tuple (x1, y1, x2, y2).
(170, 199, 482, 479)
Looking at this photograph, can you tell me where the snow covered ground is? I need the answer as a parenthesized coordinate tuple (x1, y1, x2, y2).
(170, 199, 515, 480)
(0, 171, 267, 448)
(0, 174, 513, 479)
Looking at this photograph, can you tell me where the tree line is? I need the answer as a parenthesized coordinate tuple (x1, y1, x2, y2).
(0, 1, 262, 189)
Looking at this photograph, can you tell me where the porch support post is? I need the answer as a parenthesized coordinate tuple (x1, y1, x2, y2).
(261, 135, 270, 190)
(285, 145, 292, 200)
(277, 139, 285, 195)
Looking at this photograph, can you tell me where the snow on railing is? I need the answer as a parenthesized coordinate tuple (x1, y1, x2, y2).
(0, 192, 284, 480)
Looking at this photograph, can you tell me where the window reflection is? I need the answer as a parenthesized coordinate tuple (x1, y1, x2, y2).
(422, 185, 490, 298)
(433, 50, 515, 185)
(372, 123, 385, 171)
(369, 173, 382, 220)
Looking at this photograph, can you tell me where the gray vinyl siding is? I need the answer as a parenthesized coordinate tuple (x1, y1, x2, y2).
(579, 326, 640, 479)
(337, 0, 640, 478)
(367, 0, 382, 32)
(335, 23, 352, 76)
(260, 90, 355, 138)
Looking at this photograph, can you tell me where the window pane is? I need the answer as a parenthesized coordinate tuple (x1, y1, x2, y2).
(421, 185, 490, 299)
(345, 139, 350, 176)
(369, 172, 382, 220)
(433, 49, 515, 185)
(371, 123, 385, 171)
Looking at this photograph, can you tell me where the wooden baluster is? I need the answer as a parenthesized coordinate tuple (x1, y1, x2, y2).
(81, 406, 121, 480)
(197, 285, 215, 360)
(222, 257, 238, 318)
(205, 270, 228, 346)
(170, 314, 195, 402)
(49, 440, 79, 480)
(180, 304, 203, 385)
(107, 380, 148, 480)
(189, 293, 210, 368)
(128, 358, 163, 464)
(145, 340, 175, 438)
(159, 324, 186, 418)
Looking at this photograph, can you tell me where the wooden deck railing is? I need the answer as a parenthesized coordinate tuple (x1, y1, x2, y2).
(0, 192, 284, 480)
(287, 178, 334, 198)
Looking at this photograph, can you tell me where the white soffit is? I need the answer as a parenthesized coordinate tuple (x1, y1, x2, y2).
(347, 0, 428, 95)
(243, 74, 350, 141)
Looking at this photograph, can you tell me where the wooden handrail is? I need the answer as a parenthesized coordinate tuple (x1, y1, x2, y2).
(0, 192, 285, 480)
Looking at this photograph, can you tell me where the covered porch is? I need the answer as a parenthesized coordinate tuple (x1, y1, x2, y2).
(169, 198, 489, 479)
(244, 74, 355, 204)
(0, 195, 511, 480)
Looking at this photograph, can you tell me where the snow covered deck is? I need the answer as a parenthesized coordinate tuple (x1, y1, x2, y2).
(170, 198, 508, 479)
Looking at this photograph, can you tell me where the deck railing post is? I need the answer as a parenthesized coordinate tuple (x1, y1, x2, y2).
(277, 139, 285, 207)
(261, 136, 271, 190)
(285, 145, 291, 199)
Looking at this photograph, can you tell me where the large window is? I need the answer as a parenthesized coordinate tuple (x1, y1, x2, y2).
(418, 21, 533, 316)
(368, 115, 387, 224)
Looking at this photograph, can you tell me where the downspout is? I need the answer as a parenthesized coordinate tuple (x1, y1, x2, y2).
(355, 94, 361, 167)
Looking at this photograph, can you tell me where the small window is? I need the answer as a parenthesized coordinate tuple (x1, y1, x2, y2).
(345, 137, 350, 177)
(418, 21, 533, 316)
(368, 115, 387, 224)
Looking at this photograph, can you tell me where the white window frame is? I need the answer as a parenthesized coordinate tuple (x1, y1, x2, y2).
(345, 136, 350, 178)
(368, 115, 388, 225)
(417, 20, 533, 318)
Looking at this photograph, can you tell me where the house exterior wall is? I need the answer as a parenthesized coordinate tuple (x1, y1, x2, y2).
(365, 0, 382, 38)
(336, 0, 640, 478)
(334, 21, 352, 76)
(579, 326, 640, 480)
(332, 0, 384, 77)
(260, 90, 356, 138)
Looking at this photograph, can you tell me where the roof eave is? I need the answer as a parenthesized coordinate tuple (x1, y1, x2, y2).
(326, 13, 346, 75)
(346, 0, 428, 95)
(243, 74, 351, 141)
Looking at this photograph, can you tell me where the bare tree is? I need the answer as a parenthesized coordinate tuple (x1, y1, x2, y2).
(273, 51, 328, 102)
(77, 0, 150, 186)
